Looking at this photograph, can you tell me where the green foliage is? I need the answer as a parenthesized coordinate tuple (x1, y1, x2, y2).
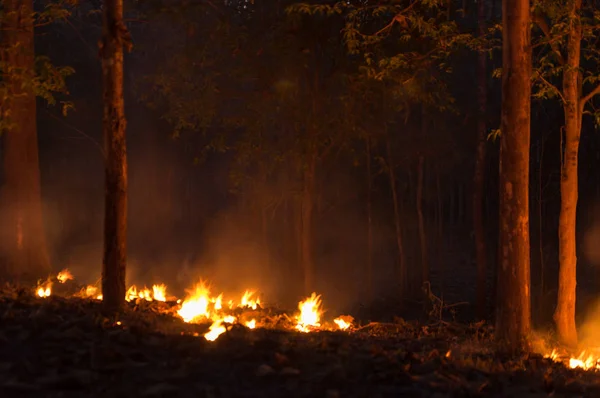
(531, 0, 600, 124)
(0, 0, 77, 133)
(288, 1, 474, 111)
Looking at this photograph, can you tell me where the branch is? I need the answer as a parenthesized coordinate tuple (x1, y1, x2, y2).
(536, 71, 567, 104)
(532, 11, 565, 65)
(581, 82, 600, 105)
(374, 2, 417, 36)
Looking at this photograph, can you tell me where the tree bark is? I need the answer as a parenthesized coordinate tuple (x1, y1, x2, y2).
(554, 0, 582, 347)
(101, 0, 129, 314)
(474, 0, 488, 320)
(301, 152, 316, 295)
(417, 155, 428, 288)
(495, 0, 532, 351)
(386, 135, 407, 298)
(0, 0, 51, 282)
(365, 135, 373, 301)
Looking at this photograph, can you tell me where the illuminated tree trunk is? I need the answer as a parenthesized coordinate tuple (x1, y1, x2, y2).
(495, 0, 531, 351)
(0, 0, 51, 281)
(100, 0, 129, 313)
(555, 1, 582, 347)
(301, 152, 316, 295)
(386, 135, 406, 298)
(474, 0, 488, 320)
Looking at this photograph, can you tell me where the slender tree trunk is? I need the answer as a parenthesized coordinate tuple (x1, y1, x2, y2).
(555, 1, 582, 347)
(417, 155, 428, 288)
(365, 135, 373, 301)
(386, 136, 406, 298)
(301, 152, 316, 295)
(495, 0, 531, 351)
(474, 0, 488, 320)
(101, 0, 129, 313)
(538, 135, 546, 309)
(436, 169, 445, 296)
(0, 0, 51, 282)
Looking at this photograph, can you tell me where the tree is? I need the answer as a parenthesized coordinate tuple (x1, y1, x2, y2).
(495, 0, 532, 351)
(532, 0, 600, 348)
(100, 0, 130, 313)
(473, 0, 489, 321)
(0, 0, 72, 282)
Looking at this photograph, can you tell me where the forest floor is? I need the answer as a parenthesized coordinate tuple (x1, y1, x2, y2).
(1, 286, 599, 398)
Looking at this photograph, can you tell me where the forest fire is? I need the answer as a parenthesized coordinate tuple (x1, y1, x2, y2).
(545, 349, 600, 371)
(34, 269, 351, 342)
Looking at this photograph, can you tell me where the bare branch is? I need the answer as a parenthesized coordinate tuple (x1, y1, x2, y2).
(535, 71, 567, 104)
(581, 82, 600, 105)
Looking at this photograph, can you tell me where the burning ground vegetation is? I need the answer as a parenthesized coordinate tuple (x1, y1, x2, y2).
(0, 271, 598, 396)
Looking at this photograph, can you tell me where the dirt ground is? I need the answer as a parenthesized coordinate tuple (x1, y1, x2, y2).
(1, 286, 599, 398)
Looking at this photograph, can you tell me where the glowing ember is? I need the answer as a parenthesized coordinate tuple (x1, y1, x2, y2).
(204, 320, 226, 341)
(57, 269, 73, 283)
(296, 292, 323, 332)
(246, 319, 256, 329)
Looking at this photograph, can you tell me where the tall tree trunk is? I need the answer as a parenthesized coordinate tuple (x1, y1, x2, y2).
(365, 135, 373, 301)
(301, 152, 316, 295)
(555, 1, 582, 347)
(436, 168, 445, 296)
(495, 0, 532, 351)
(474, 0, 488, 320)
(537, 134, 546, 313)
(417, 155, 428, 289)
(386, 136, 406, 298)
(101, 0, 129, 313)
(0, 0, 51, 281)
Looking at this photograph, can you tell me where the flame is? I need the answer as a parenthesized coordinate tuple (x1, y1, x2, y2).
(126, 284, 167, 302)
(204, 320, 226, 341)
(36, 284, 51, 298)
(26, 269, 356, 343)
(152, 284, 167, 301)
(177, 281, 214, 322)
(545, 349, 600, 371)
(333, 316, 352, 330)
(296, 293, 323, 332)
(240, 290, 260, 309)
(57, 269, 73, 283)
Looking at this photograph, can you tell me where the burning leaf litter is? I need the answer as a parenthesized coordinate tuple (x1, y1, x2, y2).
(35, 269, 352, 342)
(2, 289, 600, 397)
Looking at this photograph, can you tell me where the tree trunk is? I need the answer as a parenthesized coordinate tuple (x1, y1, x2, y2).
(0, 0, 51, 282)
(101, 0, 129, 314)
(417, 155, 428, 288)
(386, 136, 407, 298)
(495, 0, 531, 351)
(537, 135, 546, 313)
(365, 135, 373, 301)
(301, 152, 316, 295)
(555, 2, 582, 347)
(474, 0, 488, 320)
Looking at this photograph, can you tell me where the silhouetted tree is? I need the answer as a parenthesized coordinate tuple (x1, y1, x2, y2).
(100, 0, 131, 313)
